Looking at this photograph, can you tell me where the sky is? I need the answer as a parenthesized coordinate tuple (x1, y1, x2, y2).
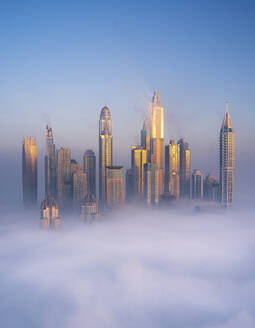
(0, 0, 255, 205)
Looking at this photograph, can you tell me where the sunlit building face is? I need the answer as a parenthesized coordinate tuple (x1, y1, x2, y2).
(99, 106, 113, 205)
(220, 103, 235, 207)
(22, 136, 37, 206)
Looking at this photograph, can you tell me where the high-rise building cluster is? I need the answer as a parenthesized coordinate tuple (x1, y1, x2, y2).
(22, 92, 235, 226)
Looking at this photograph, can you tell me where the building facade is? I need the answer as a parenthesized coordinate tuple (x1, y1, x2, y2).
(149, 91, 164, 196)
(73, 170, 87, 212)
(106, 166, 125, 207)
(45, 125, 57, 198)
(204, 174, 220, 202)
(83, 149, 96, 197)
(144, 163, 159, 205)
(99, 106, 113, 205)
(22, 136, 37, 206)
(192, 169, 203, 199)
(40, 196, 61, 230)
(131, 146, 148, 199)
(165, 140, 180, 198)
(219, 103, 235, 206)
(57, 148, 72, 210)
(177, 138, 191, 198)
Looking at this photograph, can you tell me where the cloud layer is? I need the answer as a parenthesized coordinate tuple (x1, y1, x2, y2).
(1, 207, 255, 328)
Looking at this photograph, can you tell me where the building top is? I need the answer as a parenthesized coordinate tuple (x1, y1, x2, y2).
(152, 90, 162, 106)
(221, 102, 233, 132)
(45, 125, 53, 139)
(41, 196, 58, 210)
(84, 149, 95, 157)
(193, 169, 203, 175)
(100, 105, 111, 119)
(106, 166, 123, 170)
(83, 193, 97, 205)
(22, 136, 36, 144)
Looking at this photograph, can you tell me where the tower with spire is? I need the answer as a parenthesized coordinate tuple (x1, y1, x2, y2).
(45, 125, 57, 198)
(219, 102, 235, 206)
(99, 105, 113, 205)
(150, 91, 164, 196)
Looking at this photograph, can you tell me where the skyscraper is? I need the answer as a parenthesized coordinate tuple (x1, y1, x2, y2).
(220, 103, 235, 207)
(57, 148, 72, 210)
(83, 150, 96, 197)
(150, 91, 164, 196)
(140, 119, 151, 158)
(106, 166, 125, 207)
(22, 136, 37, 206)
(144, 163, 159, 205)
(73, 170, 87, 212)
(177, 138, 191, 198)
(40, 196, 61, 230)
(45, 125, 56, 198)
(165, 140, 180, 198)
(131, 146, 148, 199)
(192, 169, 203, 199)
(99, 106, 112, 205)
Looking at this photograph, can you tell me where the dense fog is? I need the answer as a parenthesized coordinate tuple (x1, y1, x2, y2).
(1, 206, 255, 328)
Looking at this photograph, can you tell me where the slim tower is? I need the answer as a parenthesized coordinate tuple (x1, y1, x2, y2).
(22, 136, 37, 206)
(165, 140, 180, 198)
(220, 102, 235, 206)
(57, 148, 72, 210)
(150, 91, 164, 196)
(131, 146, 148, 199)
(140, 119, 151, 158)
(83, 150, 96, 197)
(45, 125, 57, 198)
(177, 138, 191, 198)
(99, 106, 112, 204)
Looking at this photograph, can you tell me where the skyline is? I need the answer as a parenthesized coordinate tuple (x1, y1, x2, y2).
(21, 92, 234, 213)
(0, 1, 255, 207)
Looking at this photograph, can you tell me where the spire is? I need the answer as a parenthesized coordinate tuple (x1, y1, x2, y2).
(152, 90, 162, 106)
(222, 102, 233, 131)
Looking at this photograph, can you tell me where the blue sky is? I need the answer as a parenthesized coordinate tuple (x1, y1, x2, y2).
(0, 0, 255, 204)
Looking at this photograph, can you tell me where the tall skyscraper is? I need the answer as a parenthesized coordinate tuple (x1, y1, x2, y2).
(22, 136, 37, 206)
(83, 150, 96, 197)
(45, 125, 56, 198)
(150, 91, 164, 196)
(73, 170, 87, 212)
(106, 166, 125, 207)
(99, 106, 112, 205)
(144, 163, 159, 205)
(40, 196, 61, 230)
(57, 148, 72, 210)
(177, 138, 191, 198)
(131, 146, 148, 199)
(192, 169, 203, 199)
(220, 103, 235, 207)
(165, 140, 180, 198)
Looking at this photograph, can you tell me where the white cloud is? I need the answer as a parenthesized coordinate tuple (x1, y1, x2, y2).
(0, 208, 255, 328)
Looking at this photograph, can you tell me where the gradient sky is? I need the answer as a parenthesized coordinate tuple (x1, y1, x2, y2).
(0, 0, 255, 205)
